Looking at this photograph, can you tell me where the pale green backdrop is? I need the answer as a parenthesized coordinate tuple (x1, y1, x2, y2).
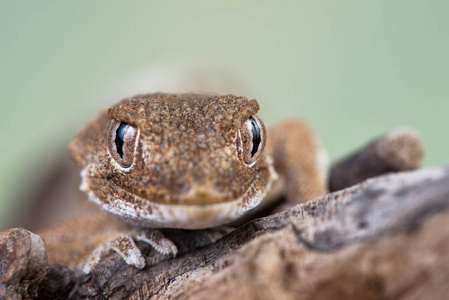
(1, 1, 448, 230)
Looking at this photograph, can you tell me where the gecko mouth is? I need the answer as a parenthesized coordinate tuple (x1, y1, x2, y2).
(111, 174, 260, 207)
(86, 177, 268, 229)
(117, 182, 248, 206)
(120, 179, 269, 229)
(81, 163, 277, 229)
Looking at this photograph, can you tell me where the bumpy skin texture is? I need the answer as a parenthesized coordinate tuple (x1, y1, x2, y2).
(41, 93, 326, 272)
(69, 94, 277, 229)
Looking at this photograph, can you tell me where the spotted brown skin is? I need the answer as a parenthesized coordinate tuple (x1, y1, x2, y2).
(40, 92, 328, 272)
(69, 94, 277, 229)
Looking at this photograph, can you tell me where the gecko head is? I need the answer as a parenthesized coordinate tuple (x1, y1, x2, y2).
(69, 93, 277, 229)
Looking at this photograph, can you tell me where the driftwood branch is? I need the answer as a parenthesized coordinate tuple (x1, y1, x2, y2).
(329, 128, 424, 191)
(2, 164, 449, 299)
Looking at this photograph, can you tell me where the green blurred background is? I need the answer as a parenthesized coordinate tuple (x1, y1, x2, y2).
(1, 1, 448, 230)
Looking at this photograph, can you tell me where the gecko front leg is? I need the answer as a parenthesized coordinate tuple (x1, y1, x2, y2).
(39, 212, 177, 273)
(82, 228, 177, 274)
(266, 120, 328, 205)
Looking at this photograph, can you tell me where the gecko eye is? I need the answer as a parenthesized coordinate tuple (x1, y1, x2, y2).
(108, 120, 138, 168)
(241, 114, 266, 165)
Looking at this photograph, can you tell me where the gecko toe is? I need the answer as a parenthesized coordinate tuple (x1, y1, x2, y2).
(135, 229, 178, 256)
(83, 235, 146, 273)
(110, 236, 146, 269)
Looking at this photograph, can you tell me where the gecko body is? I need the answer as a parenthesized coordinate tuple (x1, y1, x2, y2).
(42, 93, 327, 272)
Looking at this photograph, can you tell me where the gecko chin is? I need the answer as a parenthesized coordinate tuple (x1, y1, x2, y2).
(81, 165, 277, 229)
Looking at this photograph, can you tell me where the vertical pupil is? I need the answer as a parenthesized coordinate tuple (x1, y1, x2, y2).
(115, 122, 128, 158)
(249, 117, 260, 157)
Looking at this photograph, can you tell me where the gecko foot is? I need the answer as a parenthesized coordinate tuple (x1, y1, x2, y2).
(135, 229, 178, 256)
(82, 230, 177, 274)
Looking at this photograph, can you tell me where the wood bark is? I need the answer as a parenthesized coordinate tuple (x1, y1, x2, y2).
(2, 165, 449, 299)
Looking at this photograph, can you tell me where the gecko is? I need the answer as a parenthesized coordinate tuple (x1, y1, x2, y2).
(40, 93, 328, 273)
